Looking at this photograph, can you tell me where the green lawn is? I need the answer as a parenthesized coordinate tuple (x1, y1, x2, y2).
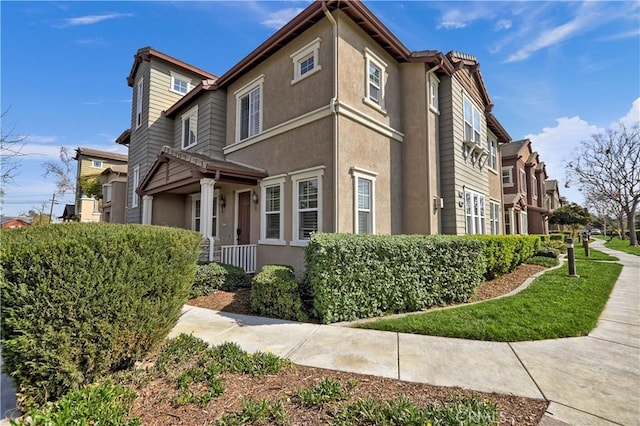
(604, 237, 640, 256)
(574, 245, 618, 261)
(357, 257, 622, 342)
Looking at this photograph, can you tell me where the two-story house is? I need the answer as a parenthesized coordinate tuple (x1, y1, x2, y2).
(73, 147, 128, 223)
(500, 139, 550, 234)
(119, 0, 511, 272)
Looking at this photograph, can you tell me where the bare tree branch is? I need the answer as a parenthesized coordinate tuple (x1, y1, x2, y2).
(1, 109, 28, 188)
(42, 147, 76, 196)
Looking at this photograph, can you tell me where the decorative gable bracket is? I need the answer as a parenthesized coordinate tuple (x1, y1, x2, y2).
(463, 140, 489, 168)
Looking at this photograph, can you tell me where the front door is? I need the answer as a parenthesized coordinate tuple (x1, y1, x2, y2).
(236, 191, 251, 245)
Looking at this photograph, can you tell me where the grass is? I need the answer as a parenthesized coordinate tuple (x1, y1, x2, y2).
(357, 257, 622, 342)
(604, 237, 640, 256)
(573, 245, 618, 261)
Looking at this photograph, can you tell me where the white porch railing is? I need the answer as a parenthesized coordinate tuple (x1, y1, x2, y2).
(221, 244, 257, 274)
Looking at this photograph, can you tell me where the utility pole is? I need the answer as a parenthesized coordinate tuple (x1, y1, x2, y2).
(48, 193, 56, 224)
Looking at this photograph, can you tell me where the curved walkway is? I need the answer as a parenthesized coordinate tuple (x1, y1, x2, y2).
(2, 240, 638, 425)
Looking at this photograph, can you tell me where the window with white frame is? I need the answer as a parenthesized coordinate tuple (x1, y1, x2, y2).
(488, 137, 498, 170)
(181, 105, 198, 149)
(136, 79, 143, 129)
(520, 169, 527, 194)
(291, 167, 324, 245)
(131, 165, 140, 208)
(93, 199, 100, 214)
(351, 168, 377, 234)
(291, 38, 321, 84)
(520, 211, 528, 234)
(463, 97, 481, 144)
(170, 71, 190, 95)
(363, 48, 387, 110)
(103, 184, 112, 203)
(429, 73, 439, 113)
(504, 211, 512, 234)
(465, 189, 486, 235)
(235, 76, 264, 142)
(489, 200, 500, 235)
(502, 167, 513, 185)
(532, 175, 538, 199)
(260, 176, 285, 244)
(91, 159, 103, 168)
(191, 193, 218, 237)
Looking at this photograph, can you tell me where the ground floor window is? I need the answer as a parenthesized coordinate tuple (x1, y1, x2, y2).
(520, 211, 528, 235)
(504, 210, 512, 234)
(291, 167, 324, 246)
(489, 200, 500, 234)
(351, 168, 377, 234)
(192, 193, 218, 237)
(465, 189, 486, 235)
(260, 176, 285, 244)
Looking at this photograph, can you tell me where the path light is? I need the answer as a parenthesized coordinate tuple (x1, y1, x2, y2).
(566, 237, 578, 278)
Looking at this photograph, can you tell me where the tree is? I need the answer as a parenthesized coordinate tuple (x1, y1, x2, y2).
(22, 201, 52, 225)
(1, 110, 28, 189)
(42, 147, 75, 196)
(566, 124, 640, 246)
(549, 203, 592, 237)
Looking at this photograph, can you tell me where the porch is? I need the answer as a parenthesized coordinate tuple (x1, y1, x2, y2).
(199, 239, 257, 274)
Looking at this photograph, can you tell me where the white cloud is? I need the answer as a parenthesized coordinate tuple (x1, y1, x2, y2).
(23, 134, 59, 144)
(617, 97, 640, 128)
(494, 19, 512, 31)
(525, 117, 602, 204)
(599, 28, 640, 41)
(437, 5, 495, 30)
(62, 13, 133, 27)
(261, 8, 304, 30)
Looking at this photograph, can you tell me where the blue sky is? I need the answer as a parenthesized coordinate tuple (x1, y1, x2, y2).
(2, 0, 639, 218)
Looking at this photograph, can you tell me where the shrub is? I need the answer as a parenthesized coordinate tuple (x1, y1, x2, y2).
(191, 262, 251, 298)
(534, 248, 560, 258)
(541, 239, 567, 253)
(251, 265, 308, 322)
(0, 223, 201, 409)
(304, 234, 486, 323)
(461, 235, 541, 280)
(526, 256, 560, 267)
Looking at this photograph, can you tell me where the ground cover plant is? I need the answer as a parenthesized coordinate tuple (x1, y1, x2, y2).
(358, 256, 622, 341)
(0, 223, 202, 410)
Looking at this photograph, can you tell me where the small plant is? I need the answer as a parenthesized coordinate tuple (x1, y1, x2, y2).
(174, 365, 224, 407)
(526, 256, 559, 267)
(209, 342, 291, 376)
(155, 334, 210, 373)
(534, 247, 560, 258)
(12, 380, 140, 425)
(251, 265, 308, 322)
(217, 398, 289, 425)
(297, 378, 349, 407)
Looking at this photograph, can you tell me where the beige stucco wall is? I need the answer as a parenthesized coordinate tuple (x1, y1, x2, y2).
(151, 194, 186, 228)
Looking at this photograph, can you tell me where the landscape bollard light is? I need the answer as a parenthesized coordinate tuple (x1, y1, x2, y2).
(566, 237, 578, 277)
(583, 233, 590, 257)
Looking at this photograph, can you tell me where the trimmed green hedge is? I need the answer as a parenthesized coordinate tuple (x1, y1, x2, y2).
(465, 235, 540, 280)
(304, 234, 486, 323)
(191, 262, 251, 298)
(251, 265, 307, 321)
(0, 223, 201, 409)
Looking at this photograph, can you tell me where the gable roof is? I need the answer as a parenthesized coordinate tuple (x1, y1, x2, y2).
(75, 147, 128, 163)
(101, 164, 128, 175)
(500, 139, 531, 159)
(127, 46, 217, 87)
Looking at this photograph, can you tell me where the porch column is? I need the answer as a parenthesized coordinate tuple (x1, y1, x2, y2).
(142, 195, 153, 225)
(199, 178, 216, 237)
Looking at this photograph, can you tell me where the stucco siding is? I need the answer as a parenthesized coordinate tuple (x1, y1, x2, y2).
(151, 194, 187, 228)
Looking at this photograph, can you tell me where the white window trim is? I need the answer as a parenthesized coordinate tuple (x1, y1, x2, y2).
(234, 75, 264, 143)
(91, 159, 103, 168)
(291, 37, 322, 85)
(520, 169, 527, 194)
(532, 175, 538, 200)
(131, 165, 140, 208)
(170, 70, 191, 95)
(363, 47, 387, 113)
(520, 211, 529, 235)
(464, 189, 486, 235)
(502, 167, 513, 186)
(181, 105, 198, 150)
(489, 200, 501, 235)
(429, 73, 440, 114)
(135, 78, 143, 129)
(290, 166, 325, 247)
(259, 175, 286, 245)
(351, 168, 377, 234)
(191, 191, 219, 238)
(488, 137, 498, 171)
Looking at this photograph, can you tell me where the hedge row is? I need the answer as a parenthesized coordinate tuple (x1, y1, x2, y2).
(251, 265, 307, 321)
(465, 235, 541, 280)
(0, 223, 202, 409)
(304, 234, 487, 323)
(191, 262, 251, 298)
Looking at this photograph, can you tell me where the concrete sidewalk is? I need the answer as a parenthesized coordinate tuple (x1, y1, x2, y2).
(169, 239, 639, 425)
(2, 239, 638, 425)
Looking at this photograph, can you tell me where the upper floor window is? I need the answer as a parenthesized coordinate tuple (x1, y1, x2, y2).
(260, 176, 285, 245)
(463, 97, 481, 143)
(235, 76, 264, 142)
(429, 74, 440, 114)
(502, 167, 513, 186)
(170, 71, 191, 95)
(136, 78, 143, 129)
(131, 165, 140, 208)
(465, 189, 486, 235)
(487, 137, 498, 170)
(532, 175, 538, 199)
(181, 105, 198, 149)
(351, 168, 377, 234)
(520, 169, 527, 194)
(363, 48, 387, 111)
(91, 159, 103, 168)
(291, 166, 324, 246)
(291, 38, 321, 84)
(103, 184, 112, 203)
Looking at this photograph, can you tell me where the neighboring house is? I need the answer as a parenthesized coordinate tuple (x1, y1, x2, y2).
(119, 0, 511, 272)
(500, 139, 550, 235)
(60, 204, 76, 222)
(100, 164, 128, 223)
(545, 179, 564, 232)
(0, 217, 31, 229)
(73, 147, 128, 223)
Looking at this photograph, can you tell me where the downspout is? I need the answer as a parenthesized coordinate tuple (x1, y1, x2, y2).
(322, 1, 339, 232)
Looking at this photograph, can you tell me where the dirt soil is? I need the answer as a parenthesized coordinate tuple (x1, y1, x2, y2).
(130, 263, 549, 425)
